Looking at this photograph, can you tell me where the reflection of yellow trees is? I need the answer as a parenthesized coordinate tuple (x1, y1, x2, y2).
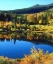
(0, 31, 53, 43)
(27, 33, 33, 40)
(16, 35, 20, 38)
(5, 35, 12, 39)
(0, 34, 21, 39)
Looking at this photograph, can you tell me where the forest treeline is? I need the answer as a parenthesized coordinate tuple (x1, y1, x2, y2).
(0, 11, 53, 26)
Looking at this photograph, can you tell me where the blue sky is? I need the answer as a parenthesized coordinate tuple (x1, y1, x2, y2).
(0, 0, 53, 10)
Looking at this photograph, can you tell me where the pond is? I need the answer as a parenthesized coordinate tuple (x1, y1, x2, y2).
(0, 39, 53, 59)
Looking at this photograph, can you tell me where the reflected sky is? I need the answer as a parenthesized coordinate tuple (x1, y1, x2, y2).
(0, 39, 53, 58)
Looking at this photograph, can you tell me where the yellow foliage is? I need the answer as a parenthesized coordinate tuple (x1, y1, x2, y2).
(27, 14, 35, 23)
(39, 20, 42, 24)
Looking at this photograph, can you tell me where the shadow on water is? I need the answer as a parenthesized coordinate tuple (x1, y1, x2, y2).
(16, 39, 53, 47)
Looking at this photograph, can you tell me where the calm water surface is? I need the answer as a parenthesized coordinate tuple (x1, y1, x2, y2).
(0, 39, 53, 58)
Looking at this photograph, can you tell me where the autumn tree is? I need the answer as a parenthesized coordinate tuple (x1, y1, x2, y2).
(27, 14, 35, 25)
(34, 14, 38, 24)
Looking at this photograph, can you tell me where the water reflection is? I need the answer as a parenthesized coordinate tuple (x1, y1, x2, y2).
(0, 32, 53, 46)
(0, 32, 53, 58)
